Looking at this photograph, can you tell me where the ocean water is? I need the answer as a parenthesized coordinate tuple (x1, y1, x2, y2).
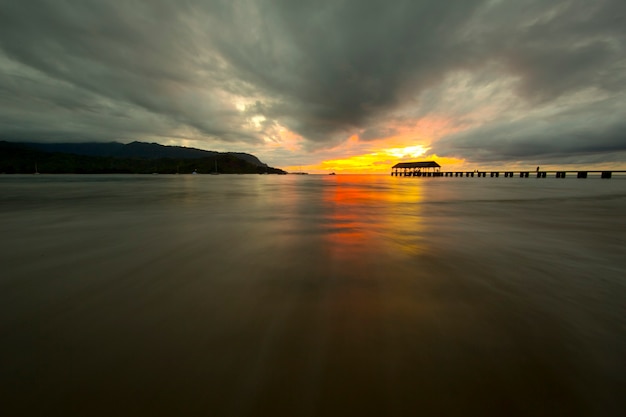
(1, 174, 625, 416)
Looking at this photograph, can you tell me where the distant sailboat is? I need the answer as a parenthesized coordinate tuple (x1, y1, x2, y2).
(34, 162, 40, 175)
(211, 159, 219, 175)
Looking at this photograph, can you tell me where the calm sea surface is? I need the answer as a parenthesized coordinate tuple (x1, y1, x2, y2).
(1, 174, 625, 416)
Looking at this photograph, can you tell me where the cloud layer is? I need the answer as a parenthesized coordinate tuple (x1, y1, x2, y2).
(1, 0, 625, 167)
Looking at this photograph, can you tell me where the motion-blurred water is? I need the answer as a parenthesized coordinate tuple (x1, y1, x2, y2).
(1, 174, 625, 416)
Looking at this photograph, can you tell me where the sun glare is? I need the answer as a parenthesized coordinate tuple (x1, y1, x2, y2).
(384, 145, 428, 159)
(251, 115, 266, 128)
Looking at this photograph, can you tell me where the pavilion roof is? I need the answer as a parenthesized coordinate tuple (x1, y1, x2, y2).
(392, 161, 441, 169)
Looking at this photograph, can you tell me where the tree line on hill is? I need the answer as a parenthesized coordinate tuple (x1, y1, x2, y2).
(0, 141, 286, 174)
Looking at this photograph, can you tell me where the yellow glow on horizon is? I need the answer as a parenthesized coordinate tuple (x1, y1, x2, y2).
(302, 115, 467, 173)
(303, 151, 467, 174)
(319, 153, 392, 173)
(268, 115, 469, 173)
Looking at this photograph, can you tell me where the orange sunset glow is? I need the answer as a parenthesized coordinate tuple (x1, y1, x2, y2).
(281, 115, 469, 173)
(285, 148, 467, 174)
(316, 150, 466, 174)
(284, 142, 466, 175)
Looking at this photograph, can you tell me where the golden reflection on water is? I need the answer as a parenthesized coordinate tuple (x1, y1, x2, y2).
(322, 175, 429, 258)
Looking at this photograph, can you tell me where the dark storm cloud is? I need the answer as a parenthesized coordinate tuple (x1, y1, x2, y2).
(0, 0, 255, 143)
(475, 0, 626, 102)
(433, 112, 626, 163)
(203, 0, 485, 143)
(0, 0, 625, 164)
(426, 0, 626, 163)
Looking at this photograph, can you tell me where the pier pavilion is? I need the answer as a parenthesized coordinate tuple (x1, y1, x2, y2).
(391, 161, 441, 177)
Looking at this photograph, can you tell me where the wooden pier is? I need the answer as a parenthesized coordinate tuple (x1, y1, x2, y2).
(391, 162, 625, 179)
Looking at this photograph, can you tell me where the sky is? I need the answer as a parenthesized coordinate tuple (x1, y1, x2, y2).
(1, 0, 625, 173)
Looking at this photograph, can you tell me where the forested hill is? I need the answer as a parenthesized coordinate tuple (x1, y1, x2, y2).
(21, 141, 268, 166)
(0, 141, 286, 174)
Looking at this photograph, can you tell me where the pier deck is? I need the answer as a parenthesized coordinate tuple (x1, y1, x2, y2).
(391, 170, 626, 179)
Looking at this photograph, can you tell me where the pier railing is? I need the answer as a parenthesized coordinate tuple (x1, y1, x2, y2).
(390, 170, 626, 179)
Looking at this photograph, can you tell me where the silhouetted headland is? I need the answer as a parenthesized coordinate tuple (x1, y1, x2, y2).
(0, 141, 286, 174)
